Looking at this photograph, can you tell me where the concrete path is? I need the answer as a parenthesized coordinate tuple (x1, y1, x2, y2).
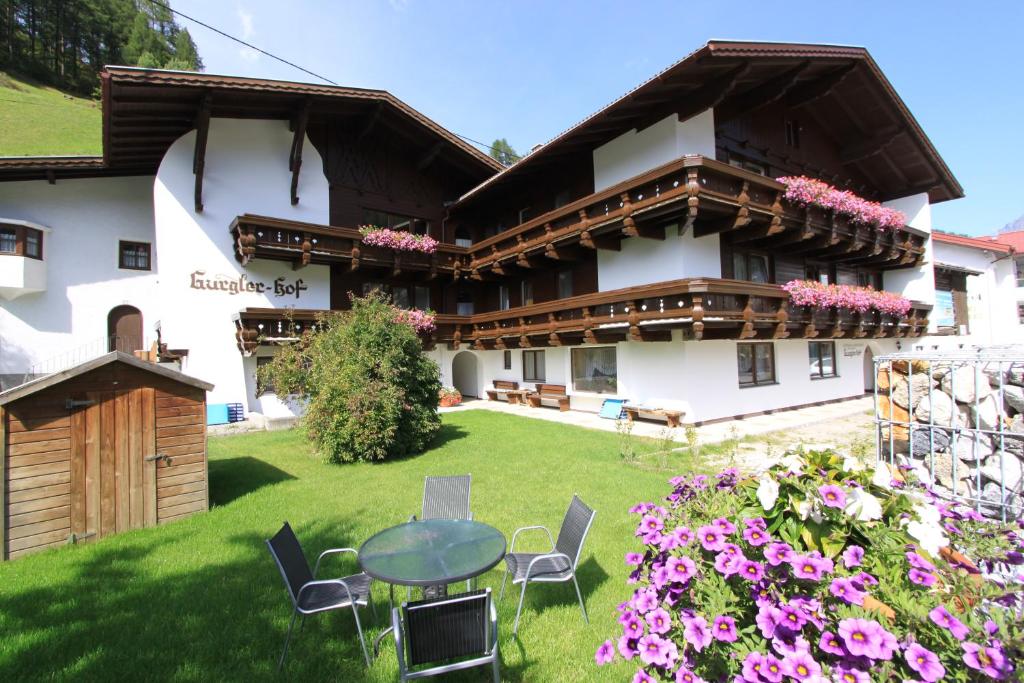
(440, 395, 875, 446)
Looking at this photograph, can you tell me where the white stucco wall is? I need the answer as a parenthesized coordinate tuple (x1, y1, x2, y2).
(592, 110, 716, 192)
(882, 193, 936, 311)
(0, 176, 159, 376)
(153, 117, 332, 412)
(597, 225, 721, 291)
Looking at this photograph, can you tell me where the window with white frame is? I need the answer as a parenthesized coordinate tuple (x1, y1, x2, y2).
(571, 346, 617, 394)
(523, 350, 545, 383)
(499, 285, 510, 311)
(808, 341, 837, 379)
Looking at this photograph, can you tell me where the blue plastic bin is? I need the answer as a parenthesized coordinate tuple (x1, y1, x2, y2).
(206, 403, 230, 425)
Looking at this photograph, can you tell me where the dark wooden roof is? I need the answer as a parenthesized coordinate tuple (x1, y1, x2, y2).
(0, 67, 502, 182)
(457, 40, 963, 207)
(0, 352, 214, 406)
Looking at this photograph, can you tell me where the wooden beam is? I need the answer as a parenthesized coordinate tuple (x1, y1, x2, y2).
(289, 98, 311, 206)
(785, 63, 858, 108)
(635, 62, 750, 132)
(192, 93, 212, 213)
(0, 405, 6, 561)
(356, 102, 384, 142)
(839, 125, 905, 165)
(416, 141, 445, 171)
(716, 61, 811, 121)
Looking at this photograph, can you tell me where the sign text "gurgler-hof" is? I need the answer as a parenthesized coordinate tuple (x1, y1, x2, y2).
(189, 271, 309, 299)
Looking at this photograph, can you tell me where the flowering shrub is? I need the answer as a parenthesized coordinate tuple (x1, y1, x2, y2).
(359, 225, 439, 254)
(777, 176, 907, 231)
(438, 386, 462, 406)
(597, 450, 1023, 682)
(394, 307, 436, 334)
(782, 280, 913, 318)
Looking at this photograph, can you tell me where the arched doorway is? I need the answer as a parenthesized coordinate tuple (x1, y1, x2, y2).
(452, 351, 479, 398)
(108, 305, 143, 353)
(863, 346, 875, 393)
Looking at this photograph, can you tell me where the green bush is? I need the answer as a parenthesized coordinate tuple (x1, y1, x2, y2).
(257, 293, 441, 463)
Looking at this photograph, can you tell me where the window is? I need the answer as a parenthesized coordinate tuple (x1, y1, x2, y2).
(805, 263, 832, 285)
(518, 207, 532, 225)
(554, 190, 571, 209)
(454, 227, 472, 248)
(727, 154, 768, 176)
(785, 119, 801, 149)
(557, 270, 573, 299)
(503, 350, 512, 370)
(363, 208, 429, 235)
(498, 285, 510, 311)
(521, 280, 533, 306)
(857, 270, 882, 290)
(119, 241, 151, 270)
(414, 286, 430, 310)
(457, 287, 474, 316)
(523, 350, 545, 383)
(392, 286, 410, 309)
(0, 224, 44, 259)
(572, 347, 617, 394)
(809, 341, 837, 379)
(1016, 257, 1024, 287)
(732, 251, 770, 283)
(737, 343, 776, 387)
(257, 356, 275, 393)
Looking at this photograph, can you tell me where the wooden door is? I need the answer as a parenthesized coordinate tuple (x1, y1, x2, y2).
(70, 387, 156, 542)
(108, 306, 143, 353)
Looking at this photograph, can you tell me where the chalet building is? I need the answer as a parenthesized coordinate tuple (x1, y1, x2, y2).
(2, 39, 1007, 425)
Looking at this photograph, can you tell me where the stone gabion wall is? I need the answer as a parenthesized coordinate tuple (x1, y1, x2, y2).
(877, 358, 1024, 519)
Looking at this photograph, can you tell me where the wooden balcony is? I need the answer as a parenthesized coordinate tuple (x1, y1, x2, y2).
(232, 278, 931, 355)
(463, 155, 928, 277)
(230, 214, 467, 278)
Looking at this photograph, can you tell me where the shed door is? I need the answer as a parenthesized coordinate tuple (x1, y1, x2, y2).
(69, 388, 157, 541)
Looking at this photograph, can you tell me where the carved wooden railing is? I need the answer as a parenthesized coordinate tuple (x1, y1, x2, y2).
(230, 214, 467, 278)
(232, 279, 931, 354)
(460, 155, 927, 276)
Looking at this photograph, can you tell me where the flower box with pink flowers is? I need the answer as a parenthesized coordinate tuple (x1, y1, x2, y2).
(359, 225, 439, 254)
(595, 450, 1022, 682)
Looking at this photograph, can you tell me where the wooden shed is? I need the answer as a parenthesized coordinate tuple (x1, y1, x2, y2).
(0, 352, 214, 560)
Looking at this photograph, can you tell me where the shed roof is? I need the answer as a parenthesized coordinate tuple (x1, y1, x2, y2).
(932, 231, 1014, 254)
(0, 352, 214, 407)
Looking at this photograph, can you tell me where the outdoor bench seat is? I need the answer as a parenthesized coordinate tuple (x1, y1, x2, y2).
(624, 404, 684, 428)
(486, 380, 523, 403)
(527, 384, 570, 411)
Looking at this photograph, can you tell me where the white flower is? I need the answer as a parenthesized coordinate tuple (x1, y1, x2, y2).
(810, 502, 824, 524)
(913, 503, 942, 526)
(779, 453, 804, 475)
(907, 520, 948, 556)
(872, 461, 894, 490)
(844, 488, 883, 521)
(795, 499, 811, 520)
(757, 476, 779, 511)
(842, 456, 865, 473)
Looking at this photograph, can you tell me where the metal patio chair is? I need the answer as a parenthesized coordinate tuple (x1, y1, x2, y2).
(411, 474, 473, 522)
(266, 522, 374, 670)
(500, 494, 596, 635)
(387, 589, 500, 682)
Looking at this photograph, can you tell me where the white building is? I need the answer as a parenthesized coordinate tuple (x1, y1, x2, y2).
(2, 41, 996, 426)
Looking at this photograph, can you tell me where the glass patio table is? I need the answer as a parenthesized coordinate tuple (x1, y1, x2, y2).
(358, 519, 507, 591)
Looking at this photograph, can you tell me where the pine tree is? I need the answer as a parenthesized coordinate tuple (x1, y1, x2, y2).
(489, 138, 519, 166)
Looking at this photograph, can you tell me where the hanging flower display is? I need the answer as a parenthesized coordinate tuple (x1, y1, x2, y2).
(394, 307, 436, 334)
(359, 225, 439, 254)
(777, 176, 907, 230)
(782, 280, 913, 317)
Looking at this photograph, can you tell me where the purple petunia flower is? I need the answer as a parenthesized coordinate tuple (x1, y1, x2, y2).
(672, 526, 694, 547)
(842, 545, 864, 568)
(632, 668, 655, 683)
(944, 521, 962, 535)
(853, 571, 878, 587)
(908, 568, 937, 587)
(713, 517, 737, 535)
(837, 618, 884, 659)
(595, 639, 615, 665)
(622, 614, 644, 639)
(756, 605, 781, 639)
(617, 634, 636, 660)
(929, 605, 969, 640)
(985, 619, 999, 636)
(674, 666, 705, 683)
(818, 484, 847, 508)
(632, 588, 658, 614)
(777, 604, 807, 632)
(876, 627, 898, 661)
(829, 577, 866, 605)
(739, 560, 765, 582)
(761, 654, 784, 683)
(618, 608, 636, 625)
(962, 642, 1009, 680)
(715, 551, 742, 577)
(625, 552, 644, 566)
(818, 631, 844, 656)
(780, 652, 821, 681)
(712, 615, 737, 642)
(682, 615, 713, 652)
(906, 552, 936, 572)
(743, 526, 771, 546)
(645, 607, 671, 635)
(765, 542, 794, 566)
(790, 555, 828, 581)
(698, 525, 726, 552)
(745, 517, 767, 530)
(638, 633, 669, 666)
(639, 514, 664, 535)
(741, 652, 767, 683)
(832, 664, 870, 683)
(666, 555, 697, 583)
(905, 643, 945, 682)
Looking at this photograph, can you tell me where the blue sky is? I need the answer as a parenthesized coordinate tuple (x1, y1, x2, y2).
(171, 0, 1024, 236)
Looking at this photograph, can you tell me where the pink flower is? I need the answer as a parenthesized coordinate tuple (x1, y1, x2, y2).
(671, 526, 694, 547)
(833, 664, 869, 683)
(625, 552, 644, 566)
(739, 560, 765, 582)
(837, 618, 885, 659)
(682, 615, 712, 652)
(905, 643, 945, 682)
(712, 615, 737, 642)
(617, 634, 637, 660)
(714, 551, 742, 576)
(908, 568, 937, 587)
(780, 652, 821, 681)
(360, 226, 439, 254)
(829, 577, 866, 605)
(906, 552, 936, 572)
(697, 525, 726, 551)
(622, 613, 644, 639)
(713, 517, 737, 535)
(633, 668, 655, 683)
(818, 631, 844, 656)
(818, 484, 847, 508)
(743, 526, 770, 546)
(790, 555, 828, 581)
(595, 639, 615, 665)
(756, 605, 781, 638)
(765, 542, 794, 566)
(929, 605, 969, 640)
(842, 545, 864, 568)
(962, 642, 1010, 679)
(666, 555, 697, 583)
(645, 607, 672, 634)
(638, 633, 670, 666)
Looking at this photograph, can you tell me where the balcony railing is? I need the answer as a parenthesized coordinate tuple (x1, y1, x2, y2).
(461, 155, 927, 277)
(230, 214, 467, 277)
(232, 278, 931, 355)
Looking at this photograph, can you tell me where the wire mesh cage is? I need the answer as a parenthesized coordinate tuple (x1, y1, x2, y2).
(874, 347, 1024, 523)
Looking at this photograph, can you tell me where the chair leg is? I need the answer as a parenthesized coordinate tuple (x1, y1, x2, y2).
(513, 581, 528, 635)
(277, 610, 299, 671)
(499, 568, 509, 601)
(351, 603, 371, 667)
(492, 652, 500, 683)
(572, 574, 588, 624)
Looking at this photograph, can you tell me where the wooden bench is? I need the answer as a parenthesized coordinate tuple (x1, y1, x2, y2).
(486, 380, 523, 404)
(527, 384, 570, 412)
(624, 405, 684, 428)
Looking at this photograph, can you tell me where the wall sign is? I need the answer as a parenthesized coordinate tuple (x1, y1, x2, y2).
(842, 344, 864, 358)
(189, 270, 308, 299)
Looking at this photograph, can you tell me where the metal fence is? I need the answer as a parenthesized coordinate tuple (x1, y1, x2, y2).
(4, 335, 150, 390)
(874, 347, 1024, 522)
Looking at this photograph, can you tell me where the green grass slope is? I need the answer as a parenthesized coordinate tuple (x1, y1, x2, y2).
(0, 72, 102, 157)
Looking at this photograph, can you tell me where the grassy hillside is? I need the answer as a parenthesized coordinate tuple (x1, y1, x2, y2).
(0, 71, 102, 157)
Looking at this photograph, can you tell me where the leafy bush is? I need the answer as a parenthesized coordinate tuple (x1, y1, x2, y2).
(258, 293, 441, 463)
(596, 450, 1023, 682)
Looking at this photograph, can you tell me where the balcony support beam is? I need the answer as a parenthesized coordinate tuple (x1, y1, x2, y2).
(192, 93, 211, 213)
(288, 98, 311, 205)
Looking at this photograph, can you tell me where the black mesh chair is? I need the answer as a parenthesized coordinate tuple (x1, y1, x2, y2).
(389, 589, 499, 682)
(411, 474, 473, 522)
(266, 522, 373, 670)
(500, 494, 596, 635)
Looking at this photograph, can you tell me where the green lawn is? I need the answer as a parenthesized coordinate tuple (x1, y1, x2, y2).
(0, 410, 706, 681)
(0, 72, 102, 156)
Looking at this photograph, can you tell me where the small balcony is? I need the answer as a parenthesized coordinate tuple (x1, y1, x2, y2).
(0, 219, 48, 300)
